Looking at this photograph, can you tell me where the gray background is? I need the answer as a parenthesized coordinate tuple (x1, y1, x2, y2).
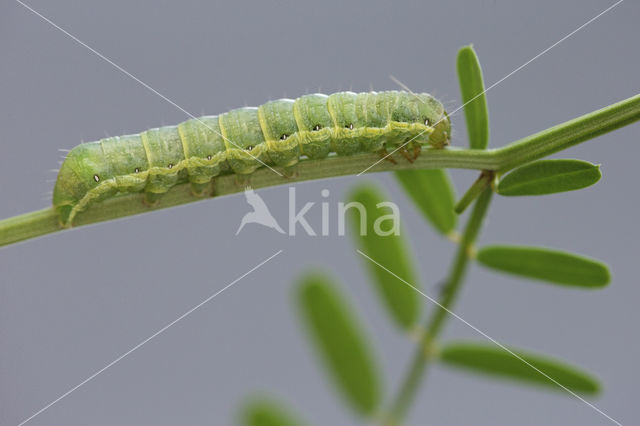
(1, 1, 638, 425)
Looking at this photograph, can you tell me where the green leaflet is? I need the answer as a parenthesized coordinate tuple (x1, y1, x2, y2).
(240, 396, 306, 426)
(497, 159, 601, 196)
(394, 169, 457, 235)
(452, 46, 492, 214)
(457, 46, 490, 150)
(297, 273, 381, 416)
(440, 341, 600, 394)
(349, 184, 420, 329)
(476, 245, 610, 288)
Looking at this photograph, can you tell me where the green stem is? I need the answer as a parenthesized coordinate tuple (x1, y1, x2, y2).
(454, 170, 494, 214)
(388, 188, 494, 423)
(1, 93, 639, 248)
(0, 149, 495, 248)
(494, 93, 640, 172)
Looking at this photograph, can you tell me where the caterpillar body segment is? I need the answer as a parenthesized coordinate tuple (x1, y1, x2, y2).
(177, 116, 228, 195)
(53, 90, 451, 227)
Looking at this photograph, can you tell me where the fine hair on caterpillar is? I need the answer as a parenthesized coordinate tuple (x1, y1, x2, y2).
(53, 90, 451, 228)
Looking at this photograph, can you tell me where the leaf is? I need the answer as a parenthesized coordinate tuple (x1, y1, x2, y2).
(348, 184, 420, 329)
(440, 341, 600, 394)
(457, 45, 489, 150)
(476, 245, 610, 288)
(240, 396, 306, 426)
(297, 273, 381, 416)
(394, 169, 457, 235)
(497, 159, 601, 196)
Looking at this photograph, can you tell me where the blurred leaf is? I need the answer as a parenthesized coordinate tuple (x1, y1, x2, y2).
(497, 159, 601, 196)
(297, 273, 381, 416)
(477, 245, 610, 288)
(440, 341, 600, 394)
(395, 169, 457, 235)
(240, 396, 306, 426)
(457, 45, 489, 150)
(349, 184, 420, 329)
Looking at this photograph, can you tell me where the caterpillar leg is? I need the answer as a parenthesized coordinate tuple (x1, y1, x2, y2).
(190, 180, 213, 197)
(399, 140, 422, 163)
(399, 146, 415, 163)
(376, 147, 397, 165)
(234, 173, 252, 188)
(282, 164, 299, 178)
(144, 191, 165, 207)
(56, 205, 74, 228)
(412, 144, 421, 160)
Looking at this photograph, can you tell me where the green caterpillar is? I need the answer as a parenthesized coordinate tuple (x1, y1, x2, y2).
(53, 90, 451, 227)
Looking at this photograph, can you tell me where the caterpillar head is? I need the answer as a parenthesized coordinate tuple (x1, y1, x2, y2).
(414, 93, 451, 148)
(429, 110, 451, 148)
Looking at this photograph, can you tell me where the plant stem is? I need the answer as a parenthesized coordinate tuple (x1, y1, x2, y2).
(454, 170, 494, 214)
(0, 149, 495, 248)
(494, 93, 640, 172)
(1, 93, 639, 248)
(387, 188, 494, 424)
